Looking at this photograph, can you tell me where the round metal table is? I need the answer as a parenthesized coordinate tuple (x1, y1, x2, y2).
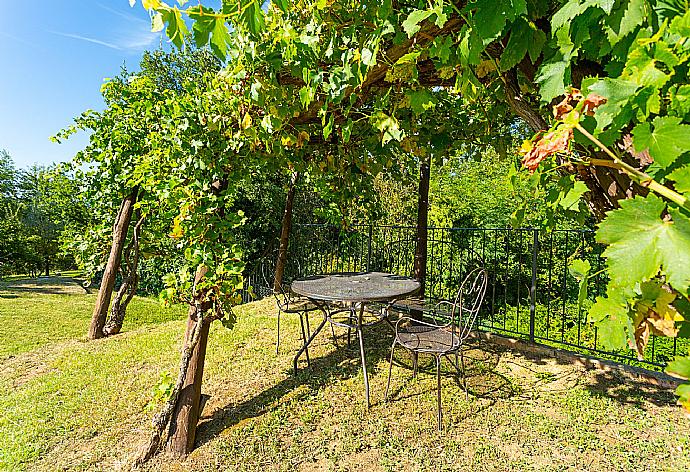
(291, 272, 421, 407)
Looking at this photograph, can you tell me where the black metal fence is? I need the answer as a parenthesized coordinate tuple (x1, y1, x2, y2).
(244, 223, 687, 371)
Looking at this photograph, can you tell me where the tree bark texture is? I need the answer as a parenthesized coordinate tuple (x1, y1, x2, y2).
(414, 157, 430, 299)
(104, 212, 143, 336)
(167, 301, 211, 457)
(88, 188, 138, 340)
(133, 267, 210, 466)
(273, 171, 299, 292)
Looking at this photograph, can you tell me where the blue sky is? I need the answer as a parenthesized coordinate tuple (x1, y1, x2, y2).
(0, 1, 166, 169)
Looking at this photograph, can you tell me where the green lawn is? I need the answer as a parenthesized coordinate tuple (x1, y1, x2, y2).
(1, 277, 689, 471)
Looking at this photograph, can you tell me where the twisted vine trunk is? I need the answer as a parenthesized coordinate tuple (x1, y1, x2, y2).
(274, 170, 299, 291)
(104, 212, 144, 336)
(414, 156, 430, 299)
(88, 188, 138, 340)
(134, 267, 210, 465)
(166, 281, 212, 457)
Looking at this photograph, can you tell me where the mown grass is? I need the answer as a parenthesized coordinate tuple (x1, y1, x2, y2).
(1, 278, 689, 471)
(0, 276, 187, 360)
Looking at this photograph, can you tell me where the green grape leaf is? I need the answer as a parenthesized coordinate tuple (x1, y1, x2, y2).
(163, 8, 189, 49)
(431, 1, 448, 28)
(500, 19, 530, 71)
(632, 116, 690, 169)
(402, 10, 433, 37)
(527, 27, 546, 63)
(535, 60, 568, 103)
(241, 0, 265, 35)
(605, 0, 645, 45)
(624, 47, 671, 88)
(560, 181, 589, 209)
(429, 35, 452, 64)
(585, 77, 638, 132)
(408, 89, 437, 114)
(589, 294, 628, 323)
(669, 9, 690, 37)
(589, 293, 630, 350)
(675, 382, 690, 414)
(668, 167, 690, 193)
(273, 0, 290, 12)
(597, 194, 690, 295)
(473, 0, 523, 42)
(370, 112, 404, 144)
(210, 18, 232, 59)
(670, 85, 690, 118)
(552, 0, 613, 31)
(569, 258, 591, 310)
(667, 356, 690, 380)
(323, 114, 334, 140)
(597, 316, 629, 350)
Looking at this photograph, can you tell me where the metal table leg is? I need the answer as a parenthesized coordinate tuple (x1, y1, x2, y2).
(356, 303, 371, 408)
(298, 313, 311, 366)
(293, 317, 326, 375)
(293, 302, 328, 375)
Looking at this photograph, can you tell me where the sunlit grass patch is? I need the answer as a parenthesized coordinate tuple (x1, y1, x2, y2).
(0, 288, 688, 471)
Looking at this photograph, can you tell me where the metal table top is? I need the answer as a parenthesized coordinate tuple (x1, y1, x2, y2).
(291, 271, 421, 303)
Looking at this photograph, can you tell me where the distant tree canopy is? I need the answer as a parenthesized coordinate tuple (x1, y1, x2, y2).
(0, 151, 82, 277)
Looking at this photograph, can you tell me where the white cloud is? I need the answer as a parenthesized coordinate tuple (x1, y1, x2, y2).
(95, 2, 148, 24)
(49, 31, 122, 50)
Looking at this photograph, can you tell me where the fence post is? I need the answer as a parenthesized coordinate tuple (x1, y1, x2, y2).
(366, 223, 373, 272)
(529, 229, 539, 343)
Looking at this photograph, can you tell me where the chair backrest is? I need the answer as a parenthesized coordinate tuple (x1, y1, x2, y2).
(260, 249, 303, 308)
(451, 267, 488, 341)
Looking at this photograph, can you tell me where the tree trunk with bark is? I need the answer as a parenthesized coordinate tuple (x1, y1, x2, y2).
(134, 266, 211, 466)
(414, 157, 430, 299)
(88, 188, 138, 340)
(166, 301, 212, 457)
(104, 211, 144, 336)
(274, 171, 299, 292)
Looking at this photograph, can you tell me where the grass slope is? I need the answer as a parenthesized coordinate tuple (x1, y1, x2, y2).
(1, 278, 689, 471)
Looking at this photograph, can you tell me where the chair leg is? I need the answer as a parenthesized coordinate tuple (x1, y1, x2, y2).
(276, 310, 281, 355)
(385, 340, 397, 401)
(436, 355, 442, 431)
(460, 348, 468, 400)
(412, 351, 418, 378)
(330, 322, 338, 347)
(357, 322, 370, 408)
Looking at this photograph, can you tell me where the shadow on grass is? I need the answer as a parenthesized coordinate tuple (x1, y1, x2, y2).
(0, 276, 87, 296)
(485, 337, 679, 409)
(194, 325, 514, 448)
(584, 370, 678, 408)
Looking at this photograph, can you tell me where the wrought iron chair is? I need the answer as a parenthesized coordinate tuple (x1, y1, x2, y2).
(261, 258, 320, 360)
(385, 267, 488, 430)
